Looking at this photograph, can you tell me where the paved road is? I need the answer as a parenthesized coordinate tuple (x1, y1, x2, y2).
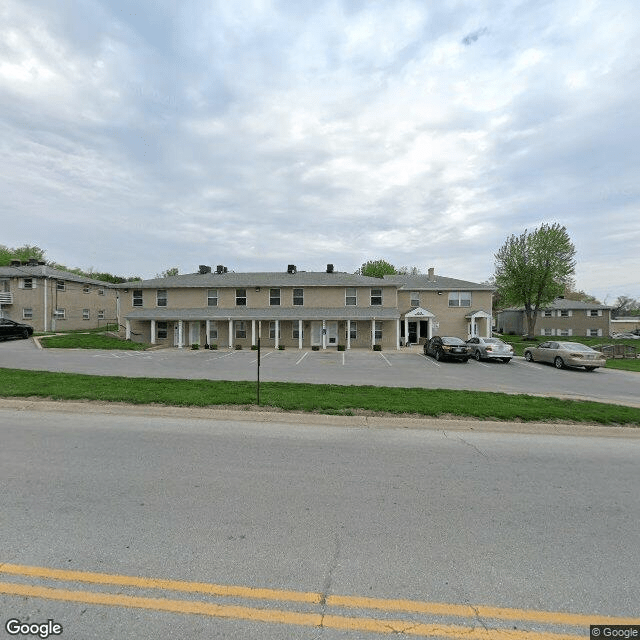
(1, 338, 639, 407)
(1, 405, 638, 638)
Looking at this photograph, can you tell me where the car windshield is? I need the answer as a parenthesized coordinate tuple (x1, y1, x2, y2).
(560, 343, 594, 351)
(442, 337, 465, 345)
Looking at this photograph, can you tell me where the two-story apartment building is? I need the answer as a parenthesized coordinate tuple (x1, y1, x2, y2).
(496, 298, 612, 337)
(116, 264, 494, 349)
(0, 261, 117, 332)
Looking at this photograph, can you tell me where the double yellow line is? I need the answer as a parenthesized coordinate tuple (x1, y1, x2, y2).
(1, 563, 637, 639)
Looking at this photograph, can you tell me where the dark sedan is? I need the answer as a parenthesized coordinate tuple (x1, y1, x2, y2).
(424, 336, 469, 362)
(0, 318, 34, 340)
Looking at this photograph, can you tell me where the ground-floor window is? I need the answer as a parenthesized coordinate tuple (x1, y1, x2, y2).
(346, 323, 357, 340)
(588, 328, 601, 337)
(157, 321, 168, 339)
(235, 321, 246, 339)
(83, 309, 90, 320)
(23, 308, 33, 319)
(292, 324, 303, 339)
(269, 321, 281, 339)
(541, 328, 554, 336)
(374, 321, 383, 340)
(558, 329, 571, 337)
(54, 308, 66, 319)
(209, 321, 218, 340)
(98, 310, 105, 320)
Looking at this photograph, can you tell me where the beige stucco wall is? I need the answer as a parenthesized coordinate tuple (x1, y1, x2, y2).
(537, 309, 611, 336)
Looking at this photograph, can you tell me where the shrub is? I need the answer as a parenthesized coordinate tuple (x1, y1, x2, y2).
(337, 344, 346, 351)
(251, 345, 258, 350)
(278, 345, 285, 350)
(312, 345, 320, 351)
(191, 343, 199, 350)
(373, 344, 382, 351)
(235, 344, 243, 350)
(210, 344, 218, 350)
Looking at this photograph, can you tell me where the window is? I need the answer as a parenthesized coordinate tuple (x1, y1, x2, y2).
(448, 291, 471, 307)
(542, 310, 554, 317)
(83, 285, 91, 294)
(98, 310, 105, 320)
(371, 289, 382, 306)
(133, 290, 143, 307)
(541, 328, 554, 336)
(345, 288, 357, 306)
(588, 309, 601, 317)
(23, 308, 33, 320)
(270, 288, 280, 306)
(588, 328, 601, 337)
(157, 321, 168, 339)
(207, 289, 218, 307)
(292, 324, 304, 339)
(269, 321, 281, 339)
(374, 321, 383, 340)
(559, 309, 571, 317)
(54, 308, 66, 319)
(156, 290, 167, 307)
(410, 292, 420, 307)
(98, 288, 105, 296)
(346, 323, 357, 340)
(293, 288, 304, 306)
(558, 328, 571, 336)
(236, 289, 246, 306)
(82, 309, 90, 320)
(235, 321, 246, 338)
(209, 322, 218, 341)
(22, 278, 33, 289)
(56, 280, 65, 291)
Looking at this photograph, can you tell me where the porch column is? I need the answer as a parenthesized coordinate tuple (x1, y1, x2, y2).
(150, 319, 156, 345)
(205, 320, 210, 346)
(417, 321, 421, 343)
(428, 319, 433, 340)
(347, 320, 351, 350)
(371, 319, 375, 348)
(275, 320, 279, 349)
(322, 319, 326, 350)
(178, 320, 183, 348)
(404, 317, 409, 346)
(298, 320, 303, 350)
(228, 319, 233, 348)
(251, 320, 256, 346)
(125, 319, 131, 340)
(396, 319, 400, 350)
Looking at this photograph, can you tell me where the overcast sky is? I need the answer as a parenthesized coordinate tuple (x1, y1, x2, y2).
(1, 0, 638, 302)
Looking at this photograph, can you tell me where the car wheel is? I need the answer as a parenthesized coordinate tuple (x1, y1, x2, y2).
(584, 366, 597, 372)
(502, 358, 511, 364)
(435, 350, 442, 361)
(21, 329, 29, 339)
(554, 357, 564, 369)
(474, 350, 482, 361)
(524, 351, 533, 362)
(463, 358, 469, 363)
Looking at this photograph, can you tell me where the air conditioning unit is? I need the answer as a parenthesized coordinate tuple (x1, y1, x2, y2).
(287, 264, 297, 274)
(199, 265, 211, 274)
(326, 264, 334, 273)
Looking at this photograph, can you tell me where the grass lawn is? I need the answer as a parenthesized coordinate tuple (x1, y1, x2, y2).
(0, 368, 638, 425)
(499, 335, 640, 372)
(39, 334, 149, 350)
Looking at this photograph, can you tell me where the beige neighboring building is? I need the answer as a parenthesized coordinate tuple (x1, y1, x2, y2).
(0, 261, 117, 332)
(610, 317, 640, 335)
(116, 264, 494, 349)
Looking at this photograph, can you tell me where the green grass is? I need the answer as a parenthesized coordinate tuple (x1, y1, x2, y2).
(35, 324, 119, 336)
(0, 368, 638, 425)
(39, 334, 149, 350)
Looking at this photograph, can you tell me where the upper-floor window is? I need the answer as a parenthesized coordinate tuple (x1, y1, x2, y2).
(98, 288, 105, 296)
(559, 309, 571, 317)
(588, 309, 600, 317)
(293, 288, 304, 306)
(133, 290, 143, 307)
(448, 291, 471, 307)
(98, 309, 105, 320)
(410, 292, 420, 307)
(83, 285, 91, 294)
(236, 289, 246, 306)
(371, 289, 382, 306)
(345, 288, 357, 306)
(56, 280, 65, 291)
(156, 289, 167, 307)
(207, 289, 218, 307)
(270, 288, 280, 306)
(21, 278, 33, 289)
(542, 310, 553, 317)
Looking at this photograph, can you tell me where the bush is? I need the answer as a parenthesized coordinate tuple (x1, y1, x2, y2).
(251, 345, 258, 350)
(373, 344, 382, 351)
(337, 344, 346, 351)
(191, 343, 199, 350)
(312, 345, 320, 351)
(210, 344, 218, 350)
(235, 344, 243, 350)
(278, 345, 285, 350)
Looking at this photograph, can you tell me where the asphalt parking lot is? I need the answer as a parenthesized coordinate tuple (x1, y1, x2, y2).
(2, 338, 639, 407)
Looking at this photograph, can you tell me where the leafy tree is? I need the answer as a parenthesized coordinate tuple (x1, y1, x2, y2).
(156, 267, 179, 278)
(356, 259, 397, 278)
(562, 279, 600, 304)
(610, 295, 640, 318)
(397, 266, 422, 275)
(494, 223, 576, 338)
(0, 244, 46, 265)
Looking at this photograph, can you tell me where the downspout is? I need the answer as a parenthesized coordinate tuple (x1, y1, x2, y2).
(43, 276, 48, 332)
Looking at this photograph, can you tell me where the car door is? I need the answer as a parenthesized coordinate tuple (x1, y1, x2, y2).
(0, 319, 11, 339)
(536, 341, 552, 363)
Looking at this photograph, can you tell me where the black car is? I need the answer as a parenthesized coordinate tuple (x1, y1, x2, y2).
(424, 336, 469, 362)
(0, 318, 34, 340)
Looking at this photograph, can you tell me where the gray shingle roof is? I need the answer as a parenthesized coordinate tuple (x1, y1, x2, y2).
(499, 297, 610, 312)
(0, 265, 115, 287)
(384, 274, 494, 291)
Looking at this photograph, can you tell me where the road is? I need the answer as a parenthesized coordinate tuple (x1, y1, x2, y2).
(1, 405, 638, 639)
(1, 338, 640, 407)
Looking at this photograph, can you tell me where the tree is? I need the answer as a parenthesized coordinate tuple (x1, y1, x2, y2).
(494, 223, 576, 338)
(397, 266, 422, 276)
(0, 244, 46, 265)
(562, 279, 600, 304)
(610, 295, 640, 318)
(156, 267, 179, 278)
(356, 259, 397, 278)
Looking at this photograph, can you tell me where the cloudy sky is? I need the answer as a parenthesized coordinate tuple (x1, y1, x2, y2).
(1, 0, 638, 302)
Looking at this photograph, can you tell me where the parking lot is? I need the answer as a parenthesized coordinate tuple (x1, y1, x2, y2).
(2, 338, 639, 407)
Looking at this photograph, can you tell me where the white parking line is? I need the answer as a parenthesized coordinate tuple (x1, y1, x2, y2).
(342, 352, 345, 366)
(378, 353, 392, 367)
(471, 360, 491, 368)
(422, 355, 441, 367)
(250, 351, 274, 364)
(295, 352, 309, 365)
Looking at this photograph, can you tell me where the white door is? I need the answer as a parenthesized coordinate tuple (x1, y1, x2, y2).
(311, 322, 322, 346)
(174, 323, 181, 347)
(326, 321, 338, 346)
(189, 322, 200, 346)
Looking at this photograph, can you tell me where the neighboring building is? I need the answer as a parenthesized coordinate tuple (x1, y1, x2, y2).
(115, 264, 494, 349)
(610, 317, 640, 335)
(497, 297, 611, 337)
(0, 261, 117, 332)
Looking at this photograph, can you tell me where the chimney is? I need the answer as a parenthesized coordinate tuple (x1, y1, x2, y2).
(199, 265, 211, 274)
(27, 258, 39, 266)
(326, 264, 334, 273)
(287, 264, 297, 274)
(428, 267, 435, 281)
(216, 265, 225, 274)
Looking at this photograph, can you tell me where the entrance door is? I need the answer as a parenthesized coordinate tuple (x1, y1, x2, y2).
(311, 322, 322, 346)
(189, 322, 200, 346)
(408, 322, 417, 344)
(173, 323, 181, 347)
(326, 321, 338, 346)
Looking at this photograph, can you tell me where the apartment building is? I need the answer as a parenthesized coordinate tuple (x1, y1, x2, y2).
(116, 264, 494, 349)
(0, 261, 117, 332)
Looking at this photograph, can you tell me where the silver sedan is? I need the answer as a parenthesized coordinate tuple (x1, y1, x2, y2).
(466, 337, 514, 363)
(523, 341, 606, 371)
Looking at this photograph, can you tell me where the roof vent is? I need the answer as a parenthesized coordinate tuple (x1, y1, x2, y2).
(10, 259, 21, 267)
(199, 265, 211, 274)
(326, 263, 334, 273)
(287, 264, 297, 274)
(216, 265, 226, 274)
(28, 258, 39, 266)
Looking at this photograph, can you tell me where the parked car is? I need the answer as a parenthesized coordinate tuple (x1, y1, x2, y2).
(424, 336, 469, 362)
(523, 341, 606, 371)
(0, 318, 34, 340)
(466, 337, 513, 363)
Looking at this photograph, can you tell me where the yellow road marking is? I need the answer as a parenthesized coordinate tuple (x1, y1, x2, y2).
(0, 581, 581, 640)
(1, 562, 638, 631)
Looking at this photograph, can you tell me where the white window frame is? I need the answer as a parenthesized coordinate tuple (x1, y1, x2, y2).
(235, 321, 246, 338)
(21, 278, 34, 289)
(448, 291, 471, 307)
(133, 290, 143, 307)
(269, 321, 281, 339)
(588, 328, 602, 337)
(293, 288, 304, 306)
(559, 309, 572, 317)
(346, 323, 357, 340)
(292, 325, 304, 339)
(542, 310, 554, 317)
(588, 309, 602, 317)
(269, 288, 281, 306)
(54, 308, 66, 319)
(371, 289, 382, 306)
(345, 288, 357, 306)
(236, 289, 247, 306)
(558, 328, 572, 336)
(97, 310, 105, 320)
(209, 321, 218, 341)
(82, 309, 90, 320)
(374, 321, 383, 340)
(157, 321, 168, 339)
(410, 292, 420, 307)
(56, 280, 65, 291)
(541, 328, 554, 336)
(98, 288, 105, 296)
(23, 308, 33, 320)
(156, 289, 168, 307)
(207, 289, 218, 307)
(83, 285, 91, 294)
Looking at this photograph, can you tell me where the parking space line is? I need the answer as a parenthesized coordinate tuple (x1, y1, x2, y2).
(295, 352, 309, 365)
(471, 360, 491, 368)
(342, 352, 345, 366)
(378, 353, 392, 367)
(422, 355, 440, 367)
(250, 351, 274, 364)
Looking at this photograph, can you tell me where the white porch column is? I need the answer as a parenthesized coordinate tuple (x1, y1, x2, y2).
(251, 320, 256, 346)
(322, 319, 326, 349)
(205, 320, 211, 345)
(178, 320, 183, 348)
(228, 319, 233, 348)
(396, 319, 400, 350)
(275, 320, 280, 349)
(150, 319, 156, 345)
(371, 319, 375, 348)
(404, 317, 409, 346)
(417, 320, 421, 343)
(347, 320, 351, 350)
(125, 319, 131, 340)
(298, 320, 303, 349)
(428, 319, 433, 340)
